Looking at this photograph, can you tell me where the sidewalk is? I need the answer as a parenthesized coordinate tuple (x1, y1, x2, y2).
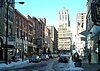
(82, 59, 100, 71)
(82, 63, 100, 71)
(0, 60, 29, 70)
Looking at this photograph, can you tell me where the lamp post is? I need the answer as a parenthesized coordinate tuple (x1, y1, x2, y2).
(21, 36, 24, 61)
(5, 1, 24, 64)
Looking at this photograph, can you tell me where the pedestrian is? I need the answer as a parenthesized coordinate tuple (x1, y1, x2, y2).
(73, 52, 79, 62)
(88, 53, 91, 64)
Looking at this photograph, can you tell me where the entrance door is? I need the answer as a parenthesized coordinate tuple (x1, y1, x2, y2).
(98, 40, 100, 64)
(0, 48, 3, 60)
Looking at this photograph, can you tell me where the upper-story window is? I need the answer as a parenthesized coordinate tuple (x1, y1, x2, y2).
(28, 24, 33, 32)
(59, 15, 61, 20)
(65, 15, 67, 21)
(29, 35, 32, 42)
(23, 20, 26, 28)
(19, 17, 22, 27)
(9, 25, 13, 36)
(8, 0, 14, 7)
(77, 22, 80, 26)
(0, 0, 3, 7)
(15, 16, 19, 26)
(62, 15, 64, 21)
(81, 23, 84, 28)
(16, 28, 19, 38)
(8, 10, 13, 22)
(0, 7, 2, 14)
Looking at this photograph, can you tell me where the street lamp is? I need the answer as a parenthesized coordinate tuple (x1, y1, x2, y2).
(5, 1, 24, 64)
(21, 35, 24, 61)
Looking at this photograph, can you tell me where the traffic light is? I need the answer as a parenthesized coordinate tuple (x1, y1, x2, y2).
(91, 2, 100, 26)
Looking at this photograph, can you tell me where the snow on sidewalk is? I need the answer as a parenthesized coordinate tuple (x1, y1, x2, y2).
(66, 59, 84, 71)
(0, 60, 29, 70)
(53, 59, 84, 71)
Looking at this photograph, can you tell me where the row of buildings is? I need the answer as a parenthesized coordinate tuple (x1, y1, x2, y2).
(58, 8, 72, 52)
(75, 13, 86, 56)
(75, 0, 100, 64)
(85, 0, 100, 63)
(0, 0, 58, 62)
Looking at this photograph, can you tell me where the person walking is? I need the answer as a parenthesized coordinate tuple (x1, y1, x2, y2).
(88, 53, 91, 64)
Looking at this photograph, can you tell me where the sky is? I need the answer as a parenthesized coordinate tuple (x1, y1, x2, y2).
(15, 0, 87, 35)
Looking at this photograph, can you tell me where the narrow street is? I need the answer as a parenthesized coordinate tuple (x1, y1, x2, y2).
(1, 57, 100, 71)
(3, 58, 84, 71)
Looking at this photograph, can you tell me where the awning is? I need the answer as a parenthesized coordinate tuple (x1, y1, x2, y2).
(2, 44, 15, 49)
(79, 30, 89, 36)
(0, 37, 3, 44)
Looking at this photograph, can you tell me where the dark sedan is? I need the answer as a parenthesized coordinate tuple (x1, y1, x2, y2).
(58, 56, 69, 63)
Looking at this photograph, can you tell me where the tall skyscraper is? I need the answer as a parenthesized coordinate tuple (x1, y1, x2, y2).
(76, 13, 86, 35)
(58, 8, 72, 51)
(76, 13, 86, 56)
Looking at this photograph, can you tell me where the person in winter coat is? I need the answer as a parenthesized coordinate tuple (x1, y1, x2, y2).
(88, 53, 91, 64)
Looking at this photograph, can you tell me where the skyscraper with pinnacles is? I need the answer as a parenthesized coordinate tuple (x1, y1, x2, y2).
(58, 8, 72, 51)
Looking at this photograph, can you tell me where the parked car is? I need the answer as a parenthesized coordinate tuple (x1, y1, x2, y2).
(58, 55, 69, 63)
(10, 56, 20, 62)
(59, 52, 71, 60)
(40, 54, 49, 60)
(48, 54, 53, 59)
(29, 55, 41, 63)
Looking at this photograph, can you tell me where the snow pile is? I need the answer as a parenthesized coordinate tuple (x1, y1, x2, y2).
(0, 60, 29, 70)
(66, 59, 84, 71)
(67, 59, 75, 68)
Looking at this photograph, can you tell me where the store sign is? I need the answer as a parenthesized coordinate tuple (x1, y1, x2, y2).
(91, 2, 100, 26)
(96, 2, 100, 25)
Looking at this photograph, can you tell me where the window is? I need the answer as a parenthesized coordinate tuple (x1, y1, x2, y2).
(0, 8, 2, 14)
(28, 24, 33, 32)
(81, 23, 84, 28)
(62, 15, 64, 21)
(0, 0, 3, 7)
(65, 15, 67, 20)
(59, 15, 61, 20)
(9, 25, 13, 36)
(16, 28, 19, 38)
(8, 0, 14, 7)
(19, 18, 21, 26)
(8, 10, 13, 22)
(78, 22, 80, 26)
(19, 29, 22, 38)
(15, 17, 19, 26)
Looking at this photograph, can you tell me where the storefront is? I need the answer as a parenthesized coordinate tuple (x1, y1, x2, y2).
(2, 44, 15, 61)
(88, 25, 100, 63)
(0, 37, 3, 61)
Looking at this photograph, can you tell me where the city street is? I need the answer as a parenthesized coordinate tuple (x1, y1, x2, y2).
(1, 58, 84, 71)
(0, 57, 100, 71)
(0, 0, 100, 71)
